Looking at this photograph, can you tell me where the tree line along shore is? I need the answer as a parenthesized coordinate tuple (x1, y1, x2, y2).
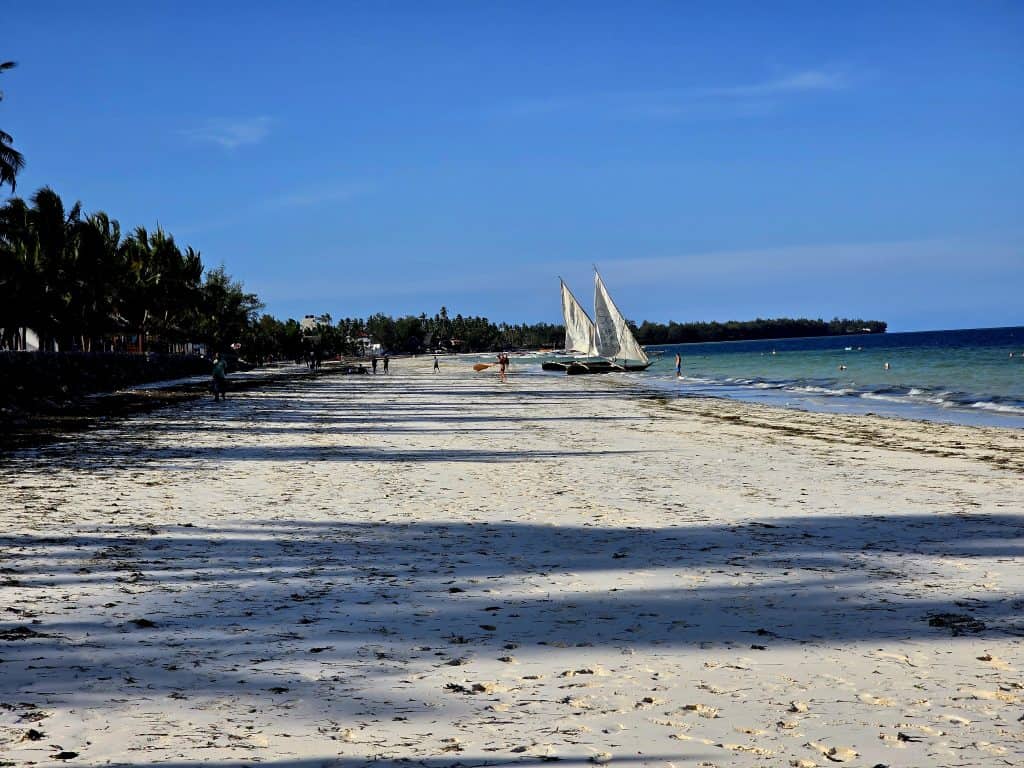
(635, 317, 887, 345)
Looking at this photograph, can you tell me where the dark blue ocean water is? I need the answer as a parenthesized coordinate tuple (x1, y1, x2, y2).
(641, 326, 1024, 428)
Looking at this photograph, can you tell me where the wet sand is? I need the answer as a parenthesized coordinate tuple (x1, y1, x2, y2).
(1, 357, 1021, 767)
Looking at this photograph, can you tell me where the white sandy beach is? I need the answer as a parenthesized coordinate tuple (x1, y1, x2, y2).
(1, 357, 1021, 767)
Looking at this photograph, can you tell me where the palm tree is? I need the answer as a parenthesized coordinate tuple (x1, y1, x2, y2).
(0, 61, 25, 192)
(0, 196, 39, 349)
(73, 212, 123, 351)
(30, 187, 82, 350)
(0, 186, 277, 355)
(151, 236, 203, 350)
(117, 226, 205, 353)
(0, 188, 82, 350)
(118, 226, 160, 353)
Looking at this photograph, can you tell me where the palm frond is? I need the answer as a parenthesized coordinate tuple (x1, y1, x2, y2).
(0, 61, 15, 103)
(0, 138, 25, 191)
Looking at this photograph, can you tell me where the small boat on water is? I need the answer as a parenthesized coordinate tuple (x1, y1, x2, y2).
(545, 270, 651, 375)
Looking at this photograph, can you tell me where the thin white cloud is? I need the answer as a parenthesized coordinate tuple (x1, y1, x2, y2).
(172, 179, 367, 237)
(182, 116, 273, 149)
(251, 236, 1022, 328)
(267, 182, 365, 209)
(705, 70, 848, 97)
(586, 238, 1019, 288)
(487, 69, 851, 122)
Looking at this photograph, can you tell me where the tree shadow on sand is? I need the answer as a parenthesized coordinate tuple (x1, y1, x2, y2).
(2, 514, 1021, 717)
(79, 756, 715, 768)
(2, 372, 1020, 749)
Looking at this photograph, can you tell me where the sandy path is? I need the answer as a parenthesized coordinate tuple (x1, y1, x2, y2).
(1, 359, 1021, 767)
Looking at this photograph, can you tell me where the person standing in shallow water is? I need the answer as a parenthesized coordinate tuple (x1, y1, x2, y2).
(371, 355, 378, 374)
(674, 353, 682, 378)
(211, 353, 228, 401)
(498, 352, 508, 383)
(383, 354, 389, 374)
(433, 355, 440, 372)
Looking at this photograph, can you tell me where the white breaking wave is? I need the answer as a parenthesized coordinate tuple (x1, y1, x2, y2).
(790, 385, 857, 397)
(970, 401, 1024, 415)
(859, 392, 908, 404)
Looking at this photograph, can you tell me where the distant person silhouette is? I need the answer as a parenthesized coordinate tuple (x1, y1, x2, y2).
(383, 354, 389, 374)
(371, 355, 378, 374)
(211, 353, 228, 401)
(433, 355, 440, 372)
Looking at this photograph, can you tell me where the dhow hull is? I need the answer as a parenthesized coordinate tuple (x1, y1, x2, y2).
(565, 361, 651, 375)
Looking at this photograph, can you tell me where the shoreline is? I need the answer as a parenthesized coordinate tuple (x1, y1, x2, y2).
(639, 325, 1024, 429)
(633, 372, 1024, 431)
(1, 355, 1020, 766)
(605, 381, 1024, 476)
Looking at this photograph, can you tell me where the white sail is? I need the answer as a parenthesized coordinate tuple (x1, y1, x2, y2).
(593, 271, 649, 364)
(560, 279, 597, 356)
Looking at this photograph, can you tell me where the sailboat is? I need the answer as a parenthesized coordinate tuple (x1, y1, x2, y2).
(541, 279, 601, 371)
(542, 271, 652, 375)
(565, 270, 651, 374)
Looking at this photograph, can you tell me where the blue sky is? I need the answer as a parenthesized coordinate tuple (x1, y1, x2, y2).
(5, 1, 1022, 331)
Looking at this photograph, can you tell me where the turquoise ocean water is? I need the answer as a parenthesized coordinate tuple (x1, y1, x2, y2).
(530, 326, 1024, 428)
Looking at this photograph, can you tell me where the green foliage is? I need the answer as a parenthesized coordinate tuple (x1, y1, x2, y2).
(192, 265, 263, 353)
(326, 310, 560, 354)
(0, 60, 25, 192)
(0, 187, 260, 354)
(242, 315, 304, 363)
(365, 312, 397, 352)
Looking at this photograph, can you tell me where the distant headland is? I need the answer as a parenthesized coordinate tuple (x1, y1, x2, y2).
(635, 318, 887, 345)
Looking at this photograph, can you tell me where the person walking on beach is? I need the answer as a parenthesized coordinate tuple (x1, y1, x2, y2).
(371, 355, 378, 374)
(211, 353, 228, 401)
(498, 352, 508, 383)
(433, 355, 440, 372)
(674, 352, 682, 378)
(383, 354, 390, 374)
